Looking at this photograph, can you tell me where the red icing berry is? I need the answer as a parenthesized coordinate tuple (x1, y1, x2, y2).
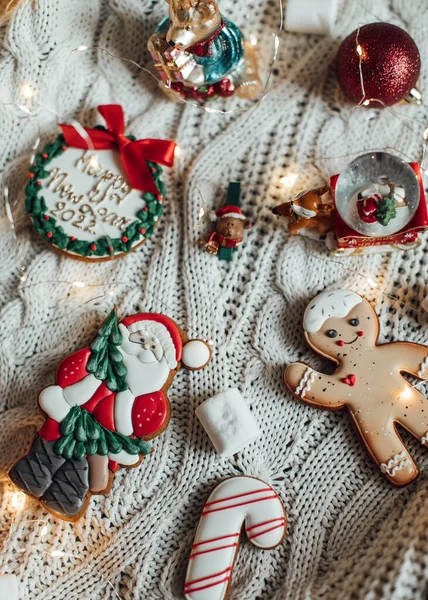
(140, 228, 146, 235)
(90, 243, 97, 251)
(28, 172, 34, 178)
(46, 231, 53, 239)
(70, 236, 76, 242)
(156, 194, 163, 201)
(151, 166, 157, 173)
(108, 246, 114, 253)
(36, 180, 42, 186)
(42, 153, 48, 159)
(43, 215, 49, 221)
(143, 207, 148, 212)
(337, 340, 345, 347)
(121, 236, 128, 243)
(61, 145, 68, 151)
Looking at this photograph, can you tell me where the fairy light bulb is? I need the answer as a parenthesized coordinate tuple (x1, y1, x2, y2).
(40, 525, 49, 537)
(18, 105, 31, 115)
(279, 173, 298, 187)
(366, 278, 378, 288)
(51, 550, 65, 558)
(21, 83, 36, 100)
(174, 146, 182, 159)
(76, 45, 88, 52)
(9, 491, 26, 512)
(73, 281, 85, 288)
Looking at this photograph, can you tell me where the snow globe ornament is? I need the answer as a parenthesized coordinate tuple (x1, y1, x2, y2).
(148, 0, 262, 103)
(25, 105, 176, 261)
(334, 153, 420, 236)
(272, 152, 428, 256)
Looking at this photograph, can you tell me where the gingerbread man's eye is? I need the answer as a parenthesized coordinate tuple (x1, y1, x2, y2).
(186, 25, 191, 30)
(349, 318, 360, 327)
(326, 329, 338, 338)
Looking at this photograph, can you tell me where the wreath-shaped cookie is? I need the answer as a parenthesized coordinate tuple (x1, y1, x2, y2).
(25, 105, 176, 261)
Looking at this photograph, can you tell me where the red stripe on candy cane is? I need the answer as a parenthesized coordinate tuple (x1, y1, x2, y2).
(185, 567, 232, 588)
(189, 543, 239, 560)
(202, 494, 278, 515)
(204, 487, 270, 507)
(192, 533, 240, 549)
(246, 517, 285, 533)
(184, 576, 231, 594)
(248, 522, 285, 540)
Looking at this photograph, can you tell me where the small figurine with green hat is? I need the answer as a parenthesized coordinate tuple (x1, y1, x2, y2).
(200, 182, 252, 261)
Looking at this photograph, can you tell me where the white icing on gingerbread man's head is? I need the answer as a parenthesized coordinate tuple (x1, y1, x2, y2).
(303, 289, 363, 333)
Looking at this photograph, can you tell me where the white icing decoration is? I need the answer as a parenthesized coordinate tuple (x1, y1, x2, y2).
(39, 147, 147, 255)
(303, 289, 363, 333)
(195, 388, 260, 456)
(119, 351, 171, 397)
(39, 385, 71, 422)
(0, 575, 19, 600)
(124, 321, 178, 369)
(417, 356, 428, 378)
(182, 340, 211, 370)
(421, 433, 428, 446)
(295, 368, 316, 398)
(185, 476, 286, 600)
(292, 204, 317, 219)
(380, 451, 412, 477)
(63, 374, 101, 406)
(114, 389, 135, 436)
(108, 449, 140, 466)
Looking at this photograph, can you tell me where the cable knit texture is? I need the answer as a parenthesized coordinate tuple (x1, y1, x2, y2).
(0, 0, 427, 598)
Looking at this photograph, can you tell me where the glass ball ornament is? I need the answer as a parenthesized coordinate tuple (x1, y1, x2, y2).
(336, 22, 421, 108)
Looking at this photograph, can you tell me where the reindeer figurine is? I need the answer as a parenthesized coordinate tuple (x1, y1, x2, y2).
(272, 185, 334, 236)
(148, 0, 262, 102)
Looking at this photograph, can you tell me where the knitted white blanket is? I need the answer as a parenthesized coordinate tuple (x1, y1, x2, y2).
(0, 0, 427, 598)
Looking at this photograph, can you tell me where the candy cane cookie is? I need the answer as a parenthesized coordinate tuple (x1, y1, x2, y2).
(184, 476, 286, 600)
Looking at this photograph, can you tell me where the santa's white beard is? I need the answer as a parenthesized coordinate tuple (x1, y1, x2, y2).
(120, 351, 170, 396)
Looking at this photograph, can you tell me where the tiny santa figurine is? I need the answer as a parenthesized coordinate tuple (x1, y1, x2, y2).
(355, 178, 406, 226)
(200, 182, 252, 261)
(10, 310, 211, 520)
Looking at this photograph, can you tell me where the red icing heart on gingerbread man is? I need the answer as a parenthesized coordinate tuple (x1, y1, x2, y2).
(343, 374, 357, 386)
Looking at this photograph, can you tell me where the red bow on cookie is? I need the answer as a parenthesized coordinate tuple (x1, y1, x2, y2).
(59, 105, 176, 195)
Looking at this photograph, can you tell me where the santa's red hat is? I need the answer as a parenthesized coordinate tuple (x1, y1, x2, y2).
(210, 205, 247, 221)
(120, 313, 211, 370)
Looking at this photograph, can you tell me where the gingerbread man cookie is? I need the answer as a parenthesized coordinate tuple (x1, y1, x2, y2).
(284, 289, 428, 486)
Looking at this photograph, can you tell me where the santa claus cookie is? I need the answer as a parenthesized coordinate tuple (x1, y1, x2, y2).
(25, 105, 176, 261)
(10, 311, 211, 520)
(184, 476, 286, 600)
(284, 289, 428, 486)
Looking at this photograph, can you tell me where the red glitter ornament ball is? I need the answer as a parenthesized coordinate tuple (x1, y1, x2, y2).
(336, 22, 421, 107)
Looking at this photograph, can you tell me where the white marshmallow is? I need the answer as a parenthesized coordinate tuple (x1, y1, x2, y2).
(0, 574, 19, 599)
(196, 388, 260, 457)
(285, 0, 339, 34)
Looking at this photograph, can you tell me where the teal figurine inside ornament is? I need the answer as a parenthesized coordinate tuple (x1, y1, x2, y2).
(201, 182, 252, 261)
(148, 0, 262, 102)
